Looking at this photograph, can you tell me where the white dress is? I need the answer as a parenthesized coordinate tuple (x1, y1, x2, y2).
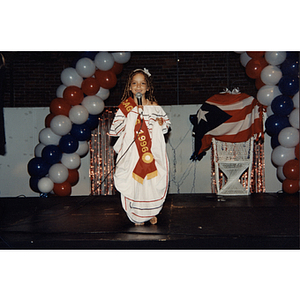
(109, 105, 171, 224)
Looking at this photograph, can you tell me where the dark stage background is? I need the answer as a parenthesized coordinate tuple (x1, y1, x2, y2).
(1, 51, 257, 108)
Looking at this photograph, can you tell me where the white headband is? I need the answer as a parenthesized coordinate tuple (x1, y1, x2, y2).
(133, 68, 151, 77)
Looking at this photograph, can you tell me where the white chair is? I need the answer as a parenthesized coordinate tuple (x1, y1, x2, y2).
(212, 137, 254, 195)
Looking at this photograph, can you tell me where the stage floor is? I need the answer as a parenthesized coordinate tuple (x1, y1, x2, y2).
(0, 193, 299, 249)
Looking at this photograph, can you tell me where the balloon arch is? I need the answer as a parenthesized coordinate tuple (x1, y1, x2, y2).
(27, 51, 131, 196)
(238, 51, 299, 194)
(27, 51, 299, 196)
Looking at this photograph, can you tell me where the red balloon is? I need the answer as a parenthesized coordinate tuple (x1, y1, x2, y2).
(110, 62, 123, 75)
(63, 86, 84, 105)
(246, 57, 268, 79)
(45, 113, 55, 127)
(283, 159, 300, 180)
(246, 51, 265, 59)
(66, 168, 79, 186)
(282, 178, 299, 194)
(255, 77, 265, 90)
(50, 98, 71, 116)
(53, 181, 72, 196)
(295, 143, 299, 160)
(81, 77, 101, 96)
(95, 70, 117, 89)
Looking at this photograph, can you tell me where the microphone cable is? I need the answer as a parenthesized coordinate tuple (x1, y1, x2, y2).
(90, 111, 144, 196)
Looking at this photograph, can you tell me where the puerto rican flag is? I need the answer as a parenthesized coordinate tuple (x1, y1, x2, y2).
(190, 92, 264, 161)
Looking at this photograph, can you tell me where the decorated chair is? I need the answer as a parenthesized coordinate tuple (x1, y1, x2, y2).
(212, 137, 254, 195)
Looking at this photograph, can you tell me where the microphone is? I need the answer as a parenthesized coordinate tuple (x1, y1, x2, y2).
(136, 92, 142, 106)
(136, 92, 143, 120)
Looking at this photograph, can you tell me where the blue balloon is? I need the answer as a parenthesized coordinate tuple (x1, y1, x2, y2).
(29, 176, 40, 193)
(84, 114, 100, 130)
(70, 124, 91, 141)
(280, 58, 299, 77)
(286, 52, 299, 60)
(271, 134, 280, 149)
(271, 95, 294, 116)
(80, 51, 98, 60)
(278, 76, 299, 96)
(27, 157, 51, 177)
(59, 134, 79, 153)
(265, 114, 291, 136)
(42, 145, 62, 164)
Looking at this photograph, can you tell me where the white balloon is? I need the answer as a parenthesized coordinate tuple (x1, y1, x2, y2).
(289, 108, 299, 129)
(61, 153, 81, 169)
(81, 95, 105, 115)
(292, 92, 299, 108)
(260, 65, 282, 85)
(48, 163, 69, 183)
(56, 84, 66, 98)
(276, 166, 286, 182)
(69, 105, 89, 125)
(61, 67, 83, 87)
(34, 143, 45, 157)
(39, 128, 61, 146)
(271, 145, 296, 166)
(112, 52, 131, 64)
(265, 51, 286, 65)
(50, 115, 72, 136)
(257, 85, 282, 106)
(96, 87, 110, 100)
(240, 52, 251, 67)
(278, 127, 299, 148)
(76, 141, 89, 157)
(76, 57, 96, 78)
(38, 177, 54, 193)
(94, 52, 115, 71)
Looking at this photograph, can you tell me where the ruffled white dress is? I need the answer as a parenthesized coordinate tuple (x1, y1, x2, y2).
(109, 105, 171, 224)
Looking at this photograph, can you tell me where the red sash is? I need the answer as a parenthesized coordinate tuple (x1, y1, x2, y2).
(119, 98, 157, 184)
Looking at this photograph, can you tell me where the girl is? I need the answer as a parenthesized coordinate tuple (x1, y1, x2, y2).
(109, 68, 171, 225)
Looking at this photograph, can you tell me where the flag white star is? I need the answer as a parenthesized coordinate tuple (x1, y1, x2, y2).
(197, 108, 209, 123)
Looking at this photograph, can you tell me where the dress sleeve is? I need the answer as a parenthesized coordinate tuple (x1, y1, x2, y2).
(159, 106, 171, 134)
(109, 108, 126, 137)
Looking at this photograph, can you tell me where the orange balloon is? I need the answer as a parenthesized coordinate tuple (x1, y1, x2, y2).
(95, 70, 117, 89)
(81, 77, 101, 96)
(53, 181, 72, 196)
(282, 178, 299, 194)
(110, 62, 123, 75)
(66, 168, 79, 186)
(246, 57, 268, 79)
(283, 159, 299, 180)
(295, 143, 299, 160)
(45, 113, 55, 127)
(50, 98, 71, 116)
(246, 51, 265, 59)
(63, 86, 84, 105)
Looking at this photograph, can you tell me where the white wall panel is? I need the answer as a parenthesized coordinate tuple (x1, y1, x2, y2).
(0, 106, 281, 198)
(0, 108, 90, 197)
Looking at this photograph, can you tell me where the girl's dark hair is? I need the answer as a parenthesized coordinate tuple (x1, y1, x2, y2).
(120, 69, 157, 103)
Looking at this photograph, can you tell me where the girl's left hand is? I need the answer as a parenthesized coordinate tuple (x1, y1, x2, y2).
(156, 117, 163, 126)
